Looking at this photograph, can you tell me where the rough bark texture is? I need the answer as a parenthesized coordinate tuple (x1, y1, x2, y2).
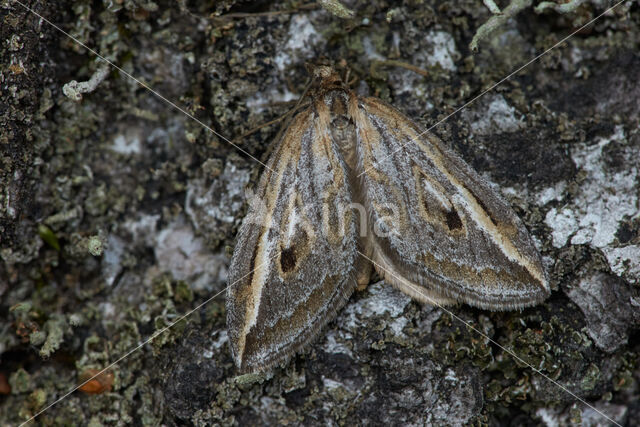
(1, 0, 639, 425)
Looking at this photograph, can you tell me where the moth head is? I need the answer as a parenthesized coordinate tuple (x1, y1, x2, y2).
(305, 63, 345, 93)
(311, 65, 334, 79)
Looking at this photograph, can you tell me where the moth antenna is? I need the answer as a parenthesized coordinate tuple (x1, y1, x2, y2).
(369, 59, 429, 80)
(295, 78, 314, 109)
(232, 102, 307, 144)
(342, 67, 350, 84)
(268, 78, 314, 144)
(234, 76, 314, 145)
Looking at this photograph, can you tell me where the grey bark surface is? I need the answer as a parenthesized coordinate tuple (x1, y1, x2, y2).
(1, 0, 639, 425)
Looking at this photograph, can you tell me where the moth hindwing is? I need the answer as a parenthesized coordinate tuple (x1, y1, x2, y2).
(226, 65, 549, 373)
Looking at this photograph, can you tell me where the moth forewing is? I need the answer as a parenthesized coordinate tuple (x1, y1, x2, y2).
(226, 83, 358, 373)
(227, 65, 549, 373)
(355, 97, 549, 310)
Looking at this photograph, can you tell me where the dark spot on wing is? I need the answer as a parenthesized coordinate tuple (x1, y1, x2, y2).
(280, 247, 297, 273)
(244, 234, 260, 288)
(445, 208, 463, 231)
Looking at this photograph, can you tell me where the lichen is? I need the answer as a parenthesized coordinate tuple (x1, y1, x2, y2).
(470, 0, 533, 52)
(318, 0, 354, 19)
(38, 314, 69, 359)
(62, 63, 111, 101)
(1, 0, 639, 425)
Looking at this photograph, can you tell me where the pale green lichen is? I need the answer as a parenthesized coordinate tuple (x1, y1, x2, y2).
(174, 280, 194, 303)
(44, 207, 82, 226)
(483, 0, 502, 14)
(470, 0, 533, 52)
(9, 301, 32, 314)
(233, 372, 268, 388)
(318, 0, 355, 19)
(385, 7, 402, 23)
(535, 0, 586, 14)
(28, 389, 47, 411)
(8, 368, 32, 394)
(39, 314, 68, 359)
(29, 330, 46, 346)
(62, 63, 111, 101)
(87, 235, 103, 256)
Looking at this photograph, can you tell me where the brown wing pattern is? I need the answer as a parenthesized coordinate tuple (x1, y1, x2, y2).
(226, 109, 358, 372)
(354, 98, 549, 310)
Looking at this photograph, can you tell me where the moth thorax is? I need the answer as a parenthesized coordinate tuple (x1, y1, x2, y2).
(327, 92, 358, 169)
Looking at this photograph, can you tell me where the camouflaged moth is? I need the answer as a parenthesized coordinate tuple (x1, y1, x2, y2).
(226, 65, 550, 373)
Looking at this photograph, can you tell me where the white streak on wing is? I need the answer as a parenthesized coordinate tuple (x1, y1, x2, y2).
(415, 138, 547, 288)
(237, 154, 290, 360)
(421, 177, 451, 210)
(285, 193, 298, 244)
(247, 232, 272, 330)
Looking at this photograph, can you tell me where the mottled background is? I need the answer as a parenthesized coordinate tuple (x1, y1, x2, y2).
(1, 0, 639, 425)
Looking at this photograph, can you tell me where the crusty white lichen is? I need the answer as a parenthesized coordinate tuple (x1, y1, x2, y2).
(62, 63, 110, 101)
(544, 125, 639, 283)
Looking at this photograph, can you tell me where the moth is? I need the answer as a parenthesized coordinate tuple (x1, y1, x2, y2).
(226, 65, 549, 373)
